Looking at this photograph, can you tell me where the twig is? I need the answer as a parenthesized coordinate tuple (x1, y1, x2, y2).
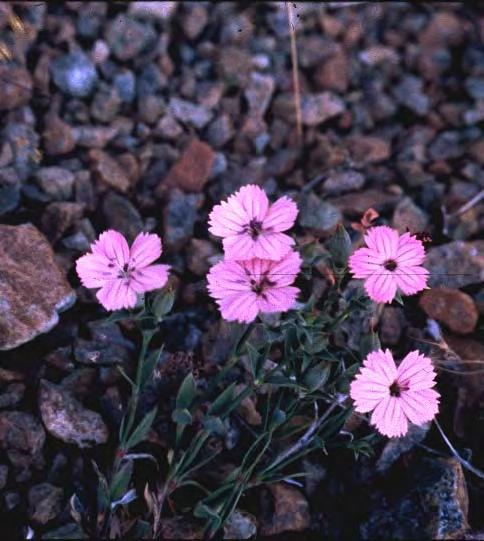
(286, 2, 302, 145)
(434, 418, 484, 480)
(449, 189, 484, 218)
(268, 397, 342, 471)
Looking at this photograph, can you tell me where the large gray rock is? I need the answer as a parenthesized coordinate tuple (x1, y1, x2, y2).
(0, 224, 75, 350)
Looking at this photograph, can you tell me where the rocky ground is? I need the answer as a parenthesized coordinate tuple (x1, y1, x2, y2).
(0, 1, 483, 539)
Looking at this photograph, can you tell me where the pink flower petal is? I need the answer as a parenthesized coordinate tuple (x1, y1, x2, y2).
(349, 248, 386, 278)
(263, 196, 298, 232)
(364, 226, 399, 260)
(257, 286, 299, 313)
(237, 184, 269, 221)
(130, 264, 170, 293)
(91, 230, 129, 269)
(269, 250, 302, 287)
(393, 265, 428, 296)
(363, 272, 397, 303)
(395, 233, 425, 266)
(252, 231, 294, 260)
(129, 232, 162, 269)
(218, 291, 259, 323)
(96, 279, 137, 311)
(371, 396, 408, 438)
(76, 253, 118, 288)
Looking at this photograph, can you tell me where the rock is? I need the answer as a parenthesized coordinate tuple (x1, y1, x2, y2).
(466, 77, 484, 100)
(41, 202, 84, 242)
(163, 189, 202, 251)
(34, 167, 75, 201)
(347, 135, 391, 164)
(245, 72, 275, 119)
(207, 115, 235, 148)
(168, 97, 214, 129)
(128, 1, 177, 21)
(218, 46, 253, 88)
(359, 45, 399, 66)
(51, 52, 98, 98)
(0, 412, 45, 470)
(182, 3, 208, 40)
(89, 149, 130, 193)
(102, 191, 143, 243)
(0, 167, 20, 215)
(322, 170, 365, 195)
(393, 75, 430, 116)
(361, 458, 469, 540)
(113, 70, 136, 103)
(3, 121, 40, 181)
(380, 306, 404, 345)
(0, 224, 75, 350)
(0, 65, 32, 110)
(39, 380, 108, 448)
(329, 189, 400, 215)
(0, 383, 25, 409)
(429, 131, 463, 161)
(376, 423, 431, 474)
(28, 483, 63, 525)
(61, 368, 97, 401)
(259, 484, 310, 536)
(105, 15, 156, 61)
(300, 92, 345, 126)
(155, 114, 184, 140)
(224, 510, 257, 540)
(159, 139, 215, 193)
(73, 125, 118, 149)
(91, 85, 122, 123)
(159, 517, 204, 540)
(392, 196, 429, 234)
(425, 241, 484, 288)
(299, 192, 342, 236)
(186, 239, 220, 276)
(314, 51, 349, 93)
(419, 288, 478, 335)
(43, 114, 76, 156)
(0, 465, 7, 490)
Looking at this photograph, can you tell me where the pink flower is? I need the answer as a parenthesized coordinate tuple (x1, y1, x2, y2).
(349, 225, 429, 304)
(76, 230, 170, 311)
(350, 349, 440, 438)
(208, 184, 298, 261)
(207, 250, 302, 323)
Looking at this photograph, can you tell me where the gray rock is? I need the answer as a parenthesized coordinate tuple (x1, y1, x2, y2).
(298, 192, 342, 235)
(224, 510, 257, 540)
(0, 167, 20, 215)
(392, 196, 429, 233)
(0, 412, 45, 471)
(466, 77, 484, 100)
(102, 191, 143, 243)
(393, 75, 430, 115)
(106, 15, 156, 61)
(34, 167, 75, 201)
(0, 465, 7, 490)
(322, 170, 365, 195)
(428, 131, 463, 161)
(168, 97, 214, 129)
(3, 121, 40, 181)
(114, 70, 136, 103)
(163, 189, 202, 250)
(301, 92, 345, 126)
(361, 458, 469, 540)
(28, 483, 63, 525)
(0, 224, 75, 350)
(51, 53, 98, 98)
(39, 380, 108, 448)
(425, 241, 484, 288)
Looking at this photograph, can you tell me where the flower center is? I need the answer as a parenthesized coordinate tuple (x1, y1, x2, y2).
(247, 219, 263, 240)
(389, 380, 409, 397)
(384, 259, 397, 271)
(118, 263, 132, 280)
(250, 274, 275, 297)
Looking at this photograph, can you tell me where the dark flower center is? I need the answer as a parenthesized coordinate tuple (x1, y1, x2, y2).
(250, 274, 275, 297)
(384, 259, 397, 271)
(389, 380, 409, 397)
(247, 219, 263, 240)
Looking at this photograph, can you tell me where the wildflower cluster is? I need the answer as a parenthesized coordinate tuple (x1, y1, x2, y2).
(207, 184, 301, 323)
(72, 185, 443, 537)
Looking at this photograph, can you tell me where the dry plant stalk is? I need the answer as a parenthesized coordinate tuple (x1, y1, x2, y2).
(286, 2, 303, 145)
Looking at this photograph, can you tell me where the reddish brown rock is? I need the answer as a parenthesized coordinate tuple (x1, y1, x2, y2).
(158, 139, 215, 193)
(43, 114, 75, 156)
(314, 50, 349, 92)
(0, 224, 75, 350)
(348, 135, 391, 164)
(89, 149, 130, 193)
(329, 189, 400, 215)
(419, 288, 478, 335)
(259, 484, 310, 536)
(0, 65, 32, 110)
(186, 238, 220, 276)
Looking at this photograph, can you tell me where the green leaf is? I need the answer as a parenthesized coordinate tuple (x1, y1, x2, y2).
(327, 224, 352, 266)
(151, 288, 175, 321)
(110, 460, 133, 501)
(176, 373, 197, 410)
(172, 408, 193, 426)
(42, 523, 87, 540)
(124, 407, 157, 450)
(303, 363, 331, 392)
(208, 383, 236, 417)
(393, 290, 404, 306)
(141, 345, 164, 387)
(269, 408, 286, 429)
(359, 332, 381, 358)
(203, 415, 225, 435)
